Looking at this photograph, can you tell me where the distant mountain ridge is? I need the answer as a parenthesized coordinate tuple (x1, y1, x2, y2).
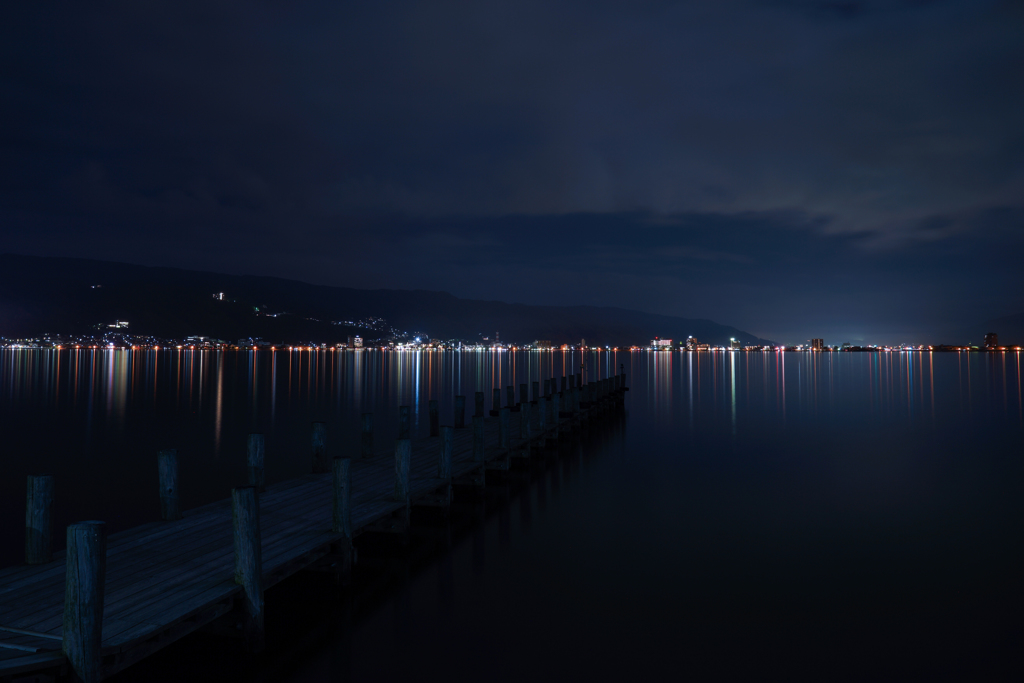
(0, 254, 774, 346)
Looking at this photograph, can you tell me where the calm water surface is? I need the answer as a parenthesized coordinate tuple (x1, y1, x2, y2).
(1, 349, 1022, 680)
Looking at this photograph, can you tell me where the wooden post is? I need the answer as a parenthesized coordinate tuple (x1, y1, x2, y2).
(519, 383, 528, 407)
(247, 434, 265, 492)
(455, 395, 466, 428)
(532, 381, 539, 401)
(492, 388, 501, 415)
(539, 395, 548, 430)
(474, 391, 484, 417)
(561, 375, 567, 392)
(439, 426, 453, 479)
(499, 407, 510, 449)
(473, 415, 484, 461)
(394, 439, 411, 502)
(63, 521, 106, 683)
(429, 399, 439, 437)
(312, 422, 329, 474)
(398, 406, 411, 439)
(576, 372, 582, 390)
(331, 457, 354, 586)
(232, 487, 264, 652)
(543, 379, 550, 397)
(332, 458, 351, 537)
(25, 475, 53, 565)
(361, 413, 374, 458)
(525, 400, 536, 439)
(506, 385, 515, 408)
(157, 449, 181, 521)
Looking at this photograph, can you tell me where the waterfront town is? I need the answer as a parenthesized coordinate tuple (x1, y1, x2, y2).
(0, 325, 1017, 353)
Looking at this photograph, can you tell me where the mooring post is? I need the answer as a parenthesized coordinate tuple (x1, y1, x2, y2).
(532, 381, 539, 401)
(439, 426, 453, 480)
(232, 487, 264, 653)
(492, 388, 501, 415)
(332, 458, 352, 538)
(312, 422, 329, 474)
(455, 395, 466, 428)
(398, 406, 411, 440)
(506, 385, 515, 409)
(157, 449, 181, 521)
(394, 439, 411, 502)
(331, 457, 354, 586)
(523, 400, 533, 441)
(63, 521, 106, 683)
(247, 434, 265, 492)
(499, 407, 510, 449)
(473, 415, 485, 461)
(361, 413, 374, 458)
(429, 399, 439, 437)
(475, 391, 484, 418)
(25, 475, 53, 565)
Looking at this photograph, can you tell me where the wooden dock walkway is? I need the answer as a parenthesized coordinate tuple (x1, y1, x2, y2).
(0, 375, 627, 682)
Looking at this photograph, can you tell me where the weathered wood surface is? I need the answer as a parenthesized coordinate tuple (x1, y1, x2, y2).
(0, 380, 627, 679)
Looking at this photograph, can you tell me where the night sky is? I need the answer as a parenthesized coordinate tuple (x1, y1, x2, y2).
(2, 1, 1022, 345)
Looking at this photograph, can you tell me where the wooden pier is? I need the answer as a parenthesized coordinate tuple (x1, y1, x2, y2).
(0, 373, 627, 682)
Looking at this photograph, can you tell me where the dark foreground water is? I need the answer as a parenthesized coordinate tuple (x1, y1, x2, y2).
(1, 349, 1022, 680)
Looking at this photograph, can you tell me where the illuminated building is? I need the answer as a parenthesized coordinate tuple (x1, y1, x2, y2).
(348, 335, 363, 348)
(983, 332, 998, 349)
(810, 338, 824, 351)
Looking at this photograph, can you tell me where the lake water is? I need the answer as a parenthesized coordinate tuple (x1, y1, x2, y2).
(1, 349, 1022, 680)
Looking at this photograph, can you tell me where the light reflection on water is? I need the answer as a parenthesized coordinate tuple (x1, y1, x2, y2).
(2, 348, 1023, 678)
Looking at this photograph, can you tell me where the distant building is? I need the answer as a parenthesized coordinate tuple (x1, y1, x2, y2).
(650, 338, 673, 349)
(730, 338, 741, 350)
(984, 332, 998, 349)
(810, 339, 824, 351)
(213, 292, 224, 301)
(685, 336, 698, 351)
(348, 335, 363, 348)
(533, 340, 553, 349)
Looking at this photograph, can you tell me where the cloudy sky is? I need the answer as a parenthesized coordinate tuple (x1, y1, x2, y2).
(2, 0, 1022, 344)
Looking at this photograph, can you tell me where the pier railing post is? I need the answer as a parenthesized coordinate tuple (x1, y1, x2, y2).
(157, 449, 181, 521)
(499, 407, 510, 449)
(63, 521, 106, 683)
(247, 434, 265, 492)
(473, 415, 485, 462)
(475, 391, 484, 418)
(439, 426, 453, 480)
(455, 395, 466, 428)
(232, 487, 264, 652)
(25, 475, 53, 565)
(361, 413, 374, 458)
(398, 406, 411, 440)
(312, 422, 329, 474)
(331, 457, 354, 585)
(429, 399, 439, 437)
(394, 439, 411, 502)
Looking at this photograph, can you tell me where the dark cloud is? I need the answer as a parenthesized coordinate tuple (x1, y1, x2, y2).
(1, 1, 1021, 343)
